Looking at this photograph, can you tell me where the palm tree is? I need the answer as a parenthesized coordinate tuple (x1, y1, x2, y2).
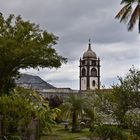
(115, 0, 140, 33)
(61, 95, 88, 132)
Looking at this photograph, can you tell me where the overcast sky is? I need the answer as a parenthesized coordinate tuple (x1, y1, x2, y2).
(1, 0, 139, 89)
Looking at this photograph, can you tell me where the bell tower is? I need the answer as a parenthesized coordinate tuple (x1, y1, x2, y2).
(79, 40, 100, 90)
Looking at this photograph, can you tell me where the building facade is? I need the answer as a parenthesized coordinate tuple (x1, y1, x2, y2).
(79, 41, 100, 90)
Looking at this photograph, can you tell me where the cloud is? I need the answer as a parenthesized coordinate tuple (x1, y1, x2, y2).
(20, 41, 139, 89)
(1, 0, 140, 89)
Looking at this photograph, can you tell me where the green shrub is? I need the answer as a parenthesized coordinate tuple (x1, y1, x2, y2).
(91, 124, 128, 140)
(124, 109, 140, 137)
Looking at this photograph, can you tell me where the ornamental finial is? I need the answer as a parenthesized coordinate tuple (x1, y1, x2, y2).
(88, 39, 91, 50)
(89, 39, 91, 44)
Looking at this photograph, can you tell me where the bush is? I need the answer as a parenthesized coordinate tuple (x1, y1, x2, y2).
(125, 109, 140, 137)
(90, 124, 128, 140)
(0, 88, 60, 139)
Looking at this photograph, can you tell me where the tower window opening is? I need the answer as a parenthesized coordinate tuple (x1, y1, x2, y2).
(92, 80, 95, 86)
(82, 68, 86, 76)
(91, 68, 97, 76)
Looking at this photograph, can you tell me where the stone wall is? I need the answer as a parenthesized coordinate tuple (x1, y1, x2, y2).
(38, 88, 80, 99)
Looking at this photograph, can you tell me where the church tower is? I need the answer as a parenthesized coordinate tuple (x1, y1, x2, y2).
(79, 40, 100, 90)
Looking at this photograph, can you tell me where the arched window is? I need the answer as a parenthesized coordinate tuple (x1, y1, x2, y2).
(82, 68, 86, 76)
(92, 80, 95, 86)
(91, 68, 97, 76)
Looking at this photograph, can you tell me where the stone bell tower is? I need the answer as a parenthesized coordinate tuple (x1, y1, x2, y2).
(79, 40, 100, 90)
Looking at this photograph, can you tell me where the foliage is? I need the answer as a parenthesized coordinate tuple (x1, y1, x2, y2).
(115, 0, 140, 33)
(84, 106, 102, 128)
(91, 125, 128, 140)
(0, 13, 67, 94)
(88, 67, 140, 139)
(111, 86, 130, 126)
(112, 67, 140, 125)
(14, 87, 61, 134)
(0, 93, 36, 139)
(2, 135, 22, 140)
(124, 108, 140, 137)
(48, 96, 63, 109)
(60, 95, 89, 132)
(96, 67, 140, 127)
(93, 89, 114, 117)
(41, 124, 90, 140)
(83, 92, 103, 128)
(0, 87, 60, 139)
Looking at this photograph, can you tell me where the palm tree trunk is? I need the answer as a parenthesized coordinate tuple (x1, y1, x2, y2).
(71, 110, 77, 132)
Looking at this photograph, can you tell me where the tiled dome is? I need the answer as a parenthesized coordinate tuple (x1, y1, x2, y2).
(83, 44, 97, 59)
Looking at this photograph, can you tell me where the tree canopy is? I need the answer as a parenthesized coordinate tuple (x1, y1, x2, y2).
(96, 66, 140, 126)
(0, 13, 67, 94)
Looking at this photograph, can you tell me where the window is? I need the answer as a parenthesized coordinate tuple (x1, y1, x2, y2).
(92, 80, 95, 86)
(92, 60, 96, 66)
(91, 68, 97, 76)
(82, 68, 86, 76)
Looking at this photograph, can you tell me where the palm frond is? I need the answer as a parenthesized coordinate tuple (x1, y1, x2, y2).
(121, 0, 137, 4)
(128, 4, 139, 31)
(115, 3, 131, 21)
(120, 5, 132, 22)
(121, 0, 130, 4)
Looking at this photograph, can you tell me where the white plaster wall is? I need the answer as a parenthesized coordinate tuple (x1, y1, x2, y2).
(90, 77, 98, 90)
(81, 77, 87, 90)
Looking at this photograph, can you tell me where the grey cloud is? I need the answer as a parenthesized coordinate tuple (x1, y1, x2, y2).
(1, 0, 138, 44)
(1, 0, 139, 89)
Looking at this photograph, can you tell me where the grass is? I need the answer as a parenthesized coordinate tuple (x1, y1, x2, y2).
(41, 124, 140, 140)
(41, 124, 91, 140)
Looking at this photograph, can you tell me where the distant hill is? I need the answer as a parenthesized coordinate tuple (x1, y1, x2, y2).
(16, 74, 56, 90)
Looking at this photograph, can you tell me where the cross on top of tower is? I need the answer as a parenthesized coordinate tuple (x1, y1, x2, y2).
(88, 39, 91, 51)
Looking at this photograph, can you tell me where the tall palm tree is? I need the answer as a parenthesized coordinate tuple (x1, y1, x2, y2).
(115, 0, 140, 33)
(61, 95, 88, 132)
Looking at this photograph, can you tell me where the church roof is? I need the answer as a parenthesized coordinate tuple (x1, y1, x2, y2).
(83, 42, 97, 59)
